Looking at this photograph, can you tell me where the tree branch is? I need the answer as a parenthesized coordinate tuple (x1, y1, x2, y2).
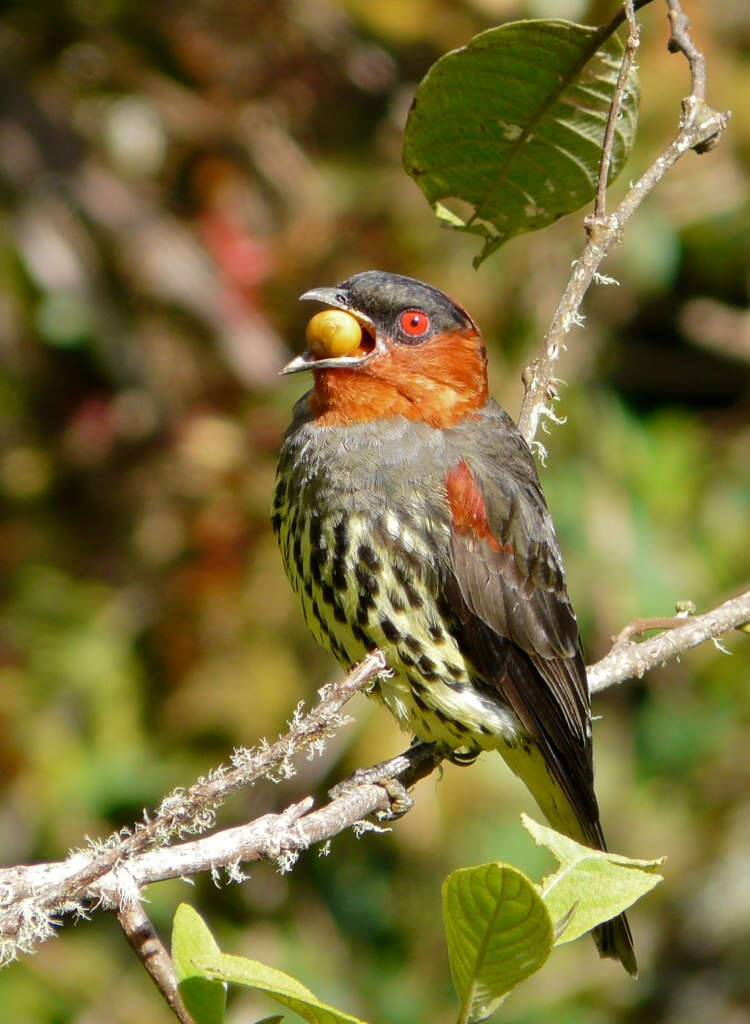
(2, 591, 748, 970)
(518, 0, 729, 448)
(0, 651, 387, 965)
(588, 588, 750, 693)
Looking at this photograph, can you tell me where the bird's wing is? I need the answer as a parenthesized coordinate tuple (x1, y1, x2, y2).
(443, 455, 603, 847)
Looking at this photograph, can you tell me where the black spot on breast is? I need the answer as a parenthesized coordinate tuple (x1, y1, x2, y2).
(394, 564, 424, 609)
(379, 617, 401, 643)
(332, 557, 348, 592)
(403, 635, 422, 655)
(293, 536, 304, 577)
(271, 512, 282, 535)
(351, 623, 374, 648)
(321, 581, 335, 606)
(355, 564, 379, 597)
(327, 634, 348, 661)
(428, 622, 445, 643)
(357, 544, 381, 572)
(393, 563, 410, 589)
(334, 518, 349, 558)
(273, 480, 287, 508)
(310, 549, 325, 585)
(287, 508, 299, 538)
(403, 579, 424, 610)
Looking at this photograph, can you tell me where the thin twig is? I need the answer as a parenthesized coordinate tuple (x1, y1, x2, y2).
(518, 0, 729, 447)
(593, 0, 640, 220)
(666, 0, 705, 99)
(612, 605, 695, 645)
(588, 588, 750, 693)
(115, 897, 195, 1024)
(613, 615, 692, 643)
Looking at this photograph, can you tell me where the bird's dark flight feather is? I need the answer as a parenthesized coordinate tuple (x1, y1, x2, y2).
(444, 453, 636, 974)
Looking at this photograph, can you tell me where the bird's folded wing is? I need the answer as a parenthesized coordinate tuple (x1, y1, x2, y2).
(443, 457, 603, 846)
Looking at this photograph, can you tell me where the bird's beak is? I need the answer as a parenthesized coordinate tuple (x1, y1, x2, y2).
(280, 287, 380, 375)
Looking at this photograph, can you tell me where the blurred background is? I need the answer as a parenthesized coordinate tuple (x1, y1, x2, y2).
(0, 0, 749, 1021)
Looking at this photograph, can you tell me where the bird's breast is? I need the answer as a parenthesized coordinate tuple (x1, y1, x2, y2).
(272, 411, 521, 748)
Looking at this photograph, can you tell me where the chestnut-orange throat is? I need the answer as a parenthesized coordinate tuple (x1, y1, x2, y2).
(310, 328, 489, 428)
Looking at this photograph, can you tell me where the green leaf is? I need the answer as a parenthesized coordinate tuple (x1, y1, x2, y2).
(194, 951, 369, 1024)
(443, 863, 553, 1024)
(522, 815, 664, 945)
(403, 18, 640, 264)
(171, 904, 227, 1024)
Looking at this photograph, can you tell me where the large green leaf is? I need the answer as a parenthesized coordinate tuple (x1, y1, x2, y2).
(403, 18, 640, 264)
(443, 863, 553, 1024)
(195, 951, 369, 1024)
(172, 904, 227, 1024)
(522, 815, 664, 945)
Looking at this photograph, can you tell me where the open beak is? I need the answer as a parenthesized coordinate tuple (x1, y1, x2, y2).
(280, 287, 380, 375)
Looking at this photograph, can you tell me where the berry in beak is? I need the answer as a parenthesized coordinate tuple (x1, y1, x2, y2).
(280, 286, 380, 375)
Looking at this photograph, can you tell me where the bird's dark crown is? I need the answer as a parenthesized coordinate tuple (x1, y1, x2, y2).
(338, 271, 476, 344)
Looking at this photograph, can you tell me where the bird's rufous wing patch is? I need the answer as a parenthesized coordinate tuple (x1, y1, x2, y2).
(445, 459, 514, 554)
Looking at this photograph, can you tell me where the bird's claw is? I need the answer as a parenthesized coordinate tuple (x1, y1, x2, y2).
(329, 767, 414, 820)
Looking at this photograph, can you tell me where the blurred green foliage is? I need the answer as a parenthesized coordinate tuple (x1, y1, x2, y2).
(0, 1, 749, 1022)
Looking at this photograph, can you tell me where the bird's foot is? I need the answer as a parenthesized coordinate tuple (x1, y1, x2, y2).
(329, 765, 414, 820)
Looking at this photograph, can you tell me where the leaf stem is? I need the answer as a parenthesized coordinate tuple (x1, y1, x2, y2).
(115, 898, 195, 1024)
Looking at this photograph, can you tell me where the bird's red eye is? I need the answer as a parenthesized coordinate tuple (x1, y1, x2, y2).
(399, 309, 430, 337)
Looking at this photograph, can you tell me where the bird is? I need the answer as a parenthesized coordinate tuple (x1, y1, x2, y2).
(272, 270, 636, 975)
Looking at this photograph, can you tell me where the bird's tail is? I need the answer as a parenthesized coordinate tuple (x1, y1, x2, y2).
(499, 742, 637, 976)
(593, 913, 637, 977)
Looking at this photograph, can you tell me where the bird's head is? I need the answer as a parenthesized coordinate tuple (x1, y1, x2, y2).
(281, 271, 489, 428)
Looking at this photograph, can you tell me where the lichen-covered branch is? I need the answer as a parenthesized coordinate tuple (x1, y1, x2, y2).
(0, 650, 386, 965)
(2, 592, 748, 969)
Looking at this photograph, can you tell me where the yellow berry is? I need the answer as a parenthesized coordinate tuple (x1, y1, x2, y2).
(305, 310, 362, 358)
